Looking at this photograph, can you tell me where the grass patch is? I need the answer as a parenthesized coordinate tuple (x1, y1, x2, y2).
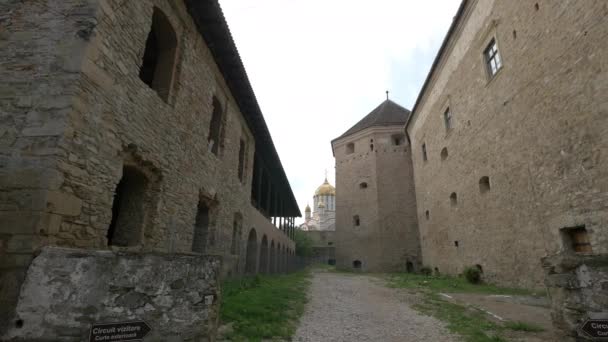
(504, 321, 544, 332)
(388, 273, 542, 342)
(220, 270, 311, 341)
(388, 273, 536, 296)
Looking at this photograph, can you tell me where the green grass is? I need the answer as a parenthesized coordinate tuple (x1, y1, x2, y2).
(504, 321, 545, 332)
(220, 270, 311, 341)
(388, 273, 542, 342)
(388, 273, 537, 296)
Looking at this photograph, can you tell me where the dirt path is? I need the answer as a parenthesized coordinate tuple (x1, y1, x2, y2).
(293, 272, 459, 342)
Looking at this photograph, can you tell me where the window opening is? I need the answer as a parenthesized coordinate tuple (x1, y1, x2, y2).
(422, 143, 428, 161)
(484, 38, 502, 77)
(139, 8, 177, 102)
(450, 192, 458, 206)
(107, 166, 149, 247)
(208, 97, 223, 156)
(441, 147, 448, 161)
(346, 143, 355, 154)
(238, 139, 246, 181)
(444, 107, 453, 130)
(353, 260, 362, 269)
(562, 227, 592, 253)
(192, 198, 210, 253)
(353, 215, 360, 227)
(359, 182, 368, 189)
(479, 176, 491, 194)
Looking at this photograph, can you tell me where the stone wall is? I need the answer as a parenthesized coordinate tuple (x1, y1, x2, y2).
(333, 126, 421, 272)
(0, 0, 296, 333)
(542, 253, 608, 340)
(2, 247, 221, 342)
(303, 230, 336, 264)
(407, 0, 608, 288)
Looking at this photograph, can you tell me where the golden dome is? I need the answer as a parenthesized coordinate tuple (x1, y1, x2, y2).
(315, 178, 336, 196)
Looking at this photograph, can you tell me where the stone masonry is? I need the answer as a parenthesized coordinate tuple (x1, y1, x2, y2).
(3, 247, 221, 342)
(332, 100, 421, 272)
(406, 0, 608, 289)
(0, 0, 300, 336)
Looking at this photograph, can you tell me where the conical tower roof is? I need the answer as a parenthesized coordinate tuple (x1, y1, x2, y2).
(334, 99, 411, 140)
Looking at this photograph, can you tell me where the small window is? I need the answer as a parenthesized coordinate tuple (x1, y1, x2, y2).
(479, 176, 491, 194)
(392, 134, 405, 146)
(208, 97, 223, 156)
(353, 215, 360, 227)
(139, 8, 177, 102)
(562, 227, 592, 253)
(359, 182, 368, 189)
(440, 147, 448, 161)
(230, 213, 242, 255)
(237, 139, 246, 182)
(484, 38, 502, 77)
(450, 192, 458, 206)
(425, 210, 430, 220)
(328, 242, 333, 246)
(346, 143, 355, 154)
(353, 260, 362, 269)
(370, 144, 374, 152)
(422, 143, 428, 161)
(454, 240, 459, 247)
(444, 107, 453, 130)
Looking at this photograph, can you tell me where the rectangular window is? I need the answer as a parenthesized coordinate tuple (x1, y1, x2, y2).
(444, 107, 452, 130)
(422, 143, 428, 161)
(565, 227, 592, 253)
(353, 215, 360, 226)
(238, 139, 246, 182)
(484, 39, 502, 77)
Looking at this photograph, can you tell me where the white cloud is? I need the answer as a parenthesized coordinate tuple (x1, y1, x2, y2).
(219, 0, 461, 222)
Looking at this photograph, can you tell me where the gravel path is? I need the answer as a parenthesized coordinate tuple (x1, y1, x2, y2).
(293, 272, 459, 342)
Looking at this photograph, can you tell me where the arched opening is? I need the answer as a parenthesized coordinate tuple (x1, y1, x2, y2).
(479, 176, 491, 194)
(353, 260, 362, 269)
(406, 261, 414, 273)
(139, 7, 177, 102)
(269, 241, 276, 274)
(230, 213, 242, 255)
(208, 97, 223, 156)
(107, 166, 149, 247)
(191, 197, 210, 253)
(281, 246, 287, 273)
(259, 235, 269, 274)
(245, 229, 258, 274)
(441, 147, 448, 161)
(450, 192, 458, 207)
(275, 243, 281, 273)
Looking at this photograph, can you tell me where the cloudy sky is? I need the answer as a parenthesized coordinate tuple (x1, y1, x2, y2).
(219, 0, 460, 223)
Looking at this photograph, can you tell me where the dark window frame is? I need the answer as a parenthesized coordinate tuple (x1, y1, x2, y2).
(484, 38, 502, 77)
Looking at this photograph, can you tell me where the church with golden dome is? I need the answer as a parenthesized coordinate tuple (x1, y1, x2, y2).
(300, 177, 336, 231)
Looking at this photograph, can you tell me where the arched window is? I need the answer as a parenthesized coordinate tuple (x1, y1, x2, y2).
(479, 176, 491, 194)
(245, 228, 258, 274)
(259, 235, 269, 274)
(208, 97, 223, 156)
(139, 7, 177, 102)
(441, 147, 448, 161)
(450, 192, 458, 206)
(230, 213, 242, 255)
(269, 241, 276, 274)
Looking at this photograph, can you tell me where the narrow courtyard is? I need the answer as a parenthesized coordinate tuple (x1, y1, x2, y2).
(294, 271, 458, 342)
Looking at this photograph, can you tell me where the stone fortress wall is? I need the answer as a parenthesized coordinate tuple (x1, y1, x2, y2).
(406, 0, 608, 289)
(333, 125, 421, 272)
(0, 0, 299, 338)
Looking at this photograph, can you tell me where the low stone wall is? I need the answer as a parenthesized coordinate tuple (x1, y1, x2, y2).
(2, 247, 221, 341)
(542, 252, 608, 340)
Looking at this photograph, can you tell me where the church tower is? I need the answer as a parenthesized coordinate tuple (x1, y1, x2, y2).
(331, 98, 421, 272)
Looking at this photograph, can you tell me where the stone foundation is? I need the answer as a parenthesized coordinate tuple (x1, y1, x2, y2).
(542, 252, 608, 340)
(2, 247, 221, 342)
